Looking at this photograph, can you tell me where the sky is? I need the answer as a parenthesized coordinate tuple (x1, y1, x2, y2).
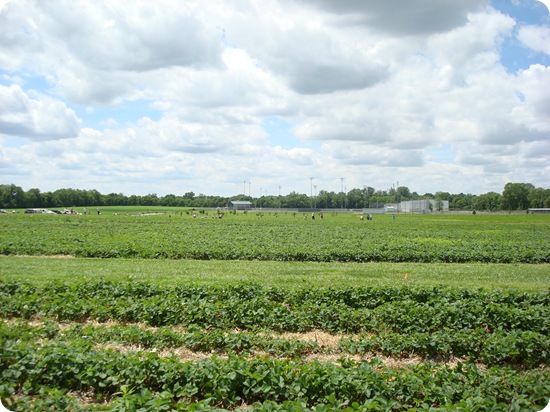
(0, 0, 549, 198)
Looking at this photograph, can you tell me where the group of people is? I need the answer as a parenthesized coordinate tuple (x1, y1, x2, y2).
(360, 214, 373, 221)
(61, 207, 101, 215)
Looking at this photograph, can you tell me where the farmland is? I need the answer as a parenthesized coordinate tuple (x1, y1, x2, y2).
(1, 209, 549, 263)
(1, 209, 549, 411)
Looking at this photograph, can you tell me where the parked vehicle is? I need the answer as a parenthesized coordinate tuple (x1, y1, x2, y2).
(24, 208, 56, 214)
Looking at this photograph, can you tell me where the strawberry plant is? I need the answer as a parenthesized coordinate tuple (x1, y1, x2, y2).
(1, 213, 548, 263)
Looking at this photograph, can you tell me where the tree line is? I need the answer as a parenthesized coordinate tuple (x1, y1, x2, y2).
(0, 182, 548, 211)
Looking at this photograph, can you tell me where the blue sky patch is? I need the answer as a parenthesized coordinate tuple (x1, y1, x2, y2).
(262, 116, 300, 149)
(493, 0, 550, 72)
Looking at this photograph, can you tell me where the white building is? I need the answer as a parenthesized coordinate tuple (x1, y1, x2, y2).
(399, 199, 449, 213)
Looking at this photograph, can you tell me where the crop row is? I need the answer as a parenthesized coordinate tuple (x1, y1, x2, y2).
(1, 320, 548, 368)
(1, 214, 549, 263)
(1, 281, 548, 334)
(2, 281, 549, 410)
(1, 338, 549, 411)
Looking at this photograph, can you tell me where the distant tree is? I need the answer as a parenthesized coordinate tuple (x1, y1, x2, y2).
(358, 186, 375, 208)
(51, 189, 72, 207)
(141, 193, 159, 206)
(316, 190, 332, 209)
(104, 193, 126, 206)
(72, 189, 89, 206)
(24, 188, 43, 208)
(3, 182, 549, 211)
(450, 193, 475, 210)
(435, 191, 452, 201)
(474, 192, 501, 211)
(346, 188, 364, 209)
(88, 189, 103, 206)
(127, 195, 140, 206)
(369, 194, 392, 208)
(397, 186, 411, 200)
(528, 187, 550, 208)
(282, 192, 309, 208)
(193, 194, 209, 208)
(160, 194, 177, 206)
(501, 183, 534, 210)
(0, 184, 25, 208)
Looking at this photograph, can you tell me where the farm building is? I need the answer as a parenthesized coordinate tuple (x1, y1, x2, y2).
(400, 199, 449, 213)
(229, 201, 252, 210)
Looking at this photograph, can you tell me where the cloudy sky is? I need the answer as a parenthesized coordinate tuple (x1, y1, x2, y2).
(1, 0, 549, 197)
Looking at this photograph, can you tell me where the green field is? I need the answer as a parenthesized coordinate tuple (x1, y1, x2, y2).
(1, 209, 549, 411)
(1, 209, 549, 263)
(1, 257, 549, 291)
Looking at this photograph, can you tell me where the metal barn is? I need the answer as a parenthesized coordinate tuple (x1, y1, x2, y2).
(229, 201, 252, 210)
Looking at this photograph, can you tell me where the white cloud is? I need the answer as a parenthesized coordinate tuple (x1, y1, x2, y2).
(295, 0, 489, 35)
(514, 64, 550, 129)
(0, 84, 80, 139)
(0, 0, 548, 196)
(0, 0, 224, 105)
(518, 25, 550, 55)
(0, 1, 223, 71)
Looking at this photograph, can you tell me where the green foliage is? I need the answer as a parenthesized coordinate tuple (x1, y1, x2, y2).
(1, 205, 549, 410)
(1, 281, 549, 410)
(1, 213, 549, 263)
(1, 337, 549, 411)
(2, 182, 549, 210)
(502, 182, 534, 210)
(1, 281, 549, 361)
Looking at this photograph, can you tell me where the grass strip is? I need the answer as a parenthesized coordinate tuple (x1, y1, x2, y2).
(1, 256, 549, 290)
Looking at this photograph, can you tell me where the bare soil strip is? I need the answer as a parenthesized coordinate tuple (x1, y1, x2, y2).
(8, 319, 483, 369)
